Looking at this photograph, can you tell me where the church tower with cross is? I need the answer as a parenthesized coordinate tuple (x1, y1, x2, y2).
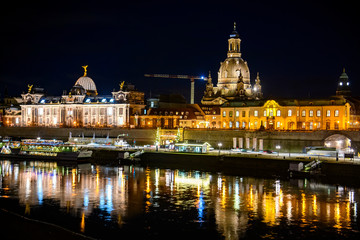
(202, 23, 262, 105)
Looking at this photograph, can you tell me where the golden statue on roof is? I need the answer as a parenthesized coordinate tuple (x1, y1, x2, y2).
(119, 81, 125, 91)
(82, 65, 88, 76)
(27, 84, 33, 93)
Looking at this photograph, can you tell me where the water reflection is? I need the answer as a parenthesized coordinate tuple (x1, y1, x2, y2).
(0, 160, 359, 239)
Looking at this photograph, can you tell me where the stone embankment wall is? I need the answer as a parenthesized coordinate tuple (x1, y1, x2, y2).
(184, 129, 360, 153)
(140, 152, 360, 181)
(1, 127, 359, 152)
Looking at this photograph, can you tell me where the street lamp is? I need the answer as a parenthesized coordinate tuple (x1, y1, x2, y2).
(218, 142, 222, 155)
(276, 145, 281, 156)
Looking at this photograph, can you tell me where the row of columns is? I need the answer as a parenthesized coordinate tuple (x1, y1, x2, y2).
(233, 137, 263, 151)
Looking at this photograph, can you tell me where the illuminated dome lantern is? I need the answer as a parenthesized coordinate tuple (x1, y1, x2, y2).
(75, 65, 97, 96)
(217, 22, 251, 96)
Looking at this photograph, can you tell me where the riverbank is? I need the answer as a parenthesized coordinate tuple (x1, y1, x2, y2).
(139, 151, 360, 184)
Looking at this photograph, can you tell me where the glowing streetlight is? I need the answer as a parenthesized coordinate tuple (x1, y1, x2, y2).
(276, 145, 281, 156)
(218, 142, 222, 155)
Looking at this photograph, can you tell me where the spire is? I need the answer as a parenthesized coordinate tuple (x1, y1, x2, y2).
(230, 22, 240, 38)
(207, 71, 212, 84)
(255, 72, 260, 84)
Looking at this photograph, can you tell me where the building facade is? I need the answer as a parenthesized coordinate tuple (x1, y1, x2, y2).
(8, 66, 145, 128)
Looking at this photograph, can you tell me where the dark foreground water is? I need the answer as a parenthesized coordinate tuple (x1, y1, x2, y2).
(0, 160, 359, 239)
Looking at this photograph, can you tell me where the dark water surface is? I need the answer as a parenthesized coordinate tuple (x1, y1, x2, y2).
(0, 160, 359, 239)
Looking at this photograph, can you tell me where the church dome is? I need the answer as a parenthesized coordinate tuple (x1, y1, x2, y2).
(218, 57, 250, 84)
(75, 76, 97, 92)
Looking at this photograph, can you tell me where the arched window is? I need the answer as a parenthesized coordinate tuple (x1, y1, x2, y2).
(276, 110, 281, 117)
(288, 110, 292, 117)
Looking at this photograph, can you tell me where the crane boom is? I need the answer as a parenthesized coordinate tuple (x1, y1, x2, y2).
(144, 73, 208, 104)
(144, 74, 207, 80)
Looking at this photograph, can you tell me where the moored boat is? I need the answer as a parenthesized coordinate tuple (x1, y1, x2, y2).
(0, 138, 92, 161)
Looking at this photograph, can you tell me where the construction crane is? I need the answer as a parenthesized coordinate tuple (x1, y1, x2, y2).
(144, 74, 208, 104)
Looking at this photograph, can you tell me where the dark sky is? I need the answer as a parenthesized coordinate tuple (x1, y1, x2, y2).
(1, 0, 359, 103)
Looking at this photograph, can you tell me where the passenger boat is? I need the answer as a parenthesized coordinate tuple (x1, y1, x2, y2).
(0, 138, 92, 161)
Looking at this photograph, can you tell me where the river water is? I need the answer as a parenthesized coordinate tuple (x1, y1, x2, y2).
(0, 160, 359, 239)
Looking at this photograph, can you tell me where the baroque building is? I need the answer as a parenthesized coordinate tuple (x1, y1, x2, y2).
(202, 23, 263, 105)
(14, 66, 145, 128)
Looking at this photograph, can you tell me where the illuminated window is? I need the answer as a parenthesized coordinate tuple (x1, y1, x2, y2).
(335, 110, 339, 117)
(254, 110, 258, 117)
(316, 110, 321, 117)
(255, 121, 258, 128)
(309, 122, 313, 130)
(276, 110, 281, 117)
(276, 121, 280, 128)
(223, 122, 226, 128)
(269, 110, 273, 117)
(107, 107, 113, 116)
(302, 110, 306, 117)
(288, 110, 292, 117)
(235, 111, 239, 117)
(118, 116, 124, 125)
(326, 110, 330, 117)
(309, 110, 313, 117)
(242, 121, 246, 128)
(150, 102, 154, 108)
(236, 121, 239, 128)
(38, 108, 43, 116)
(53, 117, 57, 125)
(223, 111, 226, 117)
(263, 110, 267, 117)
(27, 108, 31, 115)
(229, 121, 233, 128)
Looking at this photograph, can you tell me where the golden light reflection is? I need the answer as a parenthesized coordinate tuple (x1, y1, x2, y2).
(25, 203, 30, 215)
(313, 194, 317, 217)
(72, 168, 76, 188)
(301, 193, 306, 223)
(221, 177, 226, 209)
(80, 212, 85, 233)
(262, 192, 276, 226)
(334, 202, 341, 230)
(145, 167, 151, 212)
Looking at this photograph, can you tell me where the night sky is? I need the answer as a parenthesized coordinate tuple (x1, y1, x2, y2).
(1, 0, 359, 103)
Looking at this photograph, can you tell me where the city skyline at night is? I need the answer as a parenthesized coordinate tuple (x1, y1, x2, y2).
(1, 0, 359, 103)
